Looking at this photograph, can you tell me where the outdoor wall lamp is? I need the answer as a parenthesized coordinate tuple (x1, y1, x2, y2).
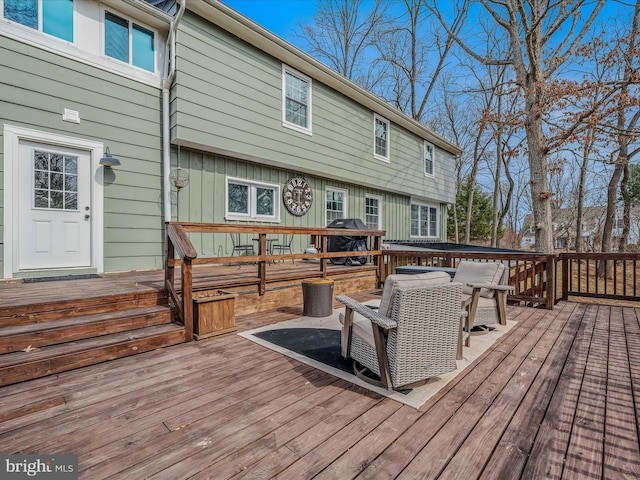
(99, 147, 122, 168)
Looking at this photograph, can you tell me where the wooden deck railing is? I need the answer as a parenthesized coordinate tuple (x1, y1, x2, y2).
(165, 222, 385, 340)
(559, 252, 640, 302)
(382, 250, 557, 309)
(165, 222, 640, 340)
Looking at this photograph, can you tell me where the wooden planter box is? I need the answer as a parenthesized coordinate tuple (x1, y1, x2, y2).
(193, 290, 238, 340)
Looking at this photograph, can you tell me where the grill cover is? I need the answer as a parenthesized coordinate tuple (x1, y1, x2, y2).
(326, 218, 368, 265)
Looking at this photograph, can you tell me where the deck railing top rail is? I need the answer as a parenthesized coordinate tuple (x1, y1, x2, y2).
(165, 222, 386, 341)
(172, 221, 385, 237)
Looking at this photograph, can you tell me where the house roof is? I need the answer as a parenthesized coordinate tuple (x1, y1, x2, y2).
(145, 0, 463, 157)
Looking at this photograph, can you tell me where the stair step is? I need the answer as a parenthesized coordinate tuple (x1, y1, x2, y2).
(0, 306, 174, 354)
(0, 291, 167, 328)
(0, 324, 185, 387)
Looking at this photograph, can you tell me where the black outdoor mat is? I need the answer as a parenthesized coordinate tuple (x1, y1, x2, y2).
(22, 274, 101, 283)
(254, 328, 354, 374)
(251, 327, 415, 393)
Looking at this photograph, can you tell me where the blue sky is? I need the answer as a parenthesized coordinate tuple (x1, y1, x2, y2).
(223, 0, 317, 42)
(222, 0, 625, 46)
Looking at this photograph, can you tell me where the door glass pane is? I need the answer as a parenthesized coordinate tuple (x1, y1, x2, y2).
(132, 23, 154, 72)
(51, 172, 64, 190)
(32, 150, 78, 210)
(256, 187, 274, 216)
(34, 150, 48, 170)
(105, 12, 129, 63)
(64, 155, 77, 174)
(65, 192, 78, 210)
(34, 170, 48, 189)
(228, 183, 248, 214)
(43, 0, 73, 42)
(50, 191, 64, 209)
(4, 0, 37, 29)
(34, 190, 49, 208)
(65, 174, 77, 192)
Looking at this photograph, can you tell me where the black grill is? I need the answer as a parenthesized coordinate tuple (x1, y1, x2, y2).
(326, 218, 369, 266)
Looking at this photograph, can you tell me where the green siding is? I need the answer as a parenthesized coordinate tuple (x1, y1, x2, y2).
(173, 12, 456, 205)
(0, 35, 164, 277)
(175, 147, 424, 257)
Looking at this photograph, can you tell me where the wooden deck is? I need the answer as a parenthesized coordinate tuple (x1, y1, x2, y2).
(1, 299, 639, 479)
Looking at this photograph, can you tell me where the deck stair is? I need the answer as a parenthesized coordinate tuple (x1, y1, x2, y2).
(0, 290, 184, 387)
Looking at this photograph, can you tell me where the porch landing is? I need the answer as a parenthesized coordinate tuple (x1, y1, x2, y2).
(1, 300, 639, 479)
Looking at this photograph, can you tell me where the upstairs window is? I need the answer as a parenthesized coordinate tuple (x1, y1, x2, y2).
(282, 65, 312, 134)
(105, 11, 155, 73)
(374, 114, 389, 161)
(4, 0, 74, 42)
(424, 141, 434, 176)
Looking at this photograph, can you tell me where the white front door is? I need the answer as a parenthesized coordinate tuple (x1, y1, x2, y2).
(17, 141, 92, 270)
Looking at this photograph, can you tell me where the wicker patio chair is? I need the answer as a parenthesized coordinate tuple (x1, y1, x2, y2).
(336, 282, 463, 391)
(452, 260, 515, 346)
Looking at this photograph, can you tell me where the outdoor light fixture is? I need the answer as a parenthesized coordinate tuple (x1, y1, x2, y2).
(99, 147, 121, 167)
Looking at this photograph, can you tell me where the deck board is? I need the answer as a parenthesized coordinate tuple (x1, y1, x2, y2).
(1, 300, 639, 479)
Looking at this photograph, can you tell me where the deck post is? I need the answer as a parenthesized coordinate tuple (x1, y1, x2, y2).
(561, 254, 569, 301)
(165, 229, 175, 297)
(258, 233, 266, 296)
(320, 235, 328, 277)
(182, 259, 194, 341)
(545, 255, 555, 309)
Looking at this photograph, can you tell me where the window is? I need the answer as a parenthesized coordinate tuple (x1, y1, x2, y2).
(410, 203, 438, 238)
(326, 188, 347, 225)
(105, 11, 155, 73)
(615, 218, 624, 230)
(374, 114, 389, 160)
(226, 177, 280, 222)
(282, 65, 312, 134)
(4, 0, 74, 42)
(33, 150, 78, 210)
(424, 141, 434, 176)
(365, 195, 382, 230)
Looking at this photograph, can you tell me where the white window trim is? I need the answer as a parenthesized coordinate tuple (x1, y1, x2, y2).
(325, 187, 348, 226)
(424, 141, 435, 177)
(3, 125, 104, 278)
(410, 201, 439, 239)
(102, 7, 159, 75)
(373, 113, 390, 162)
(365, 194, 383, 230)
(282, 64, 312, 135)
(1, 0, 76, 44)
(225, 176, 281, 223)
(0, 4, 164, 88)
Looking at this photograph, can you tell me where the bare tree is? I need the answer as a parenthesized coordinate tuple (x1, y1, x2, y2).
(296, 0, 390, 90)
(600, 0, 640, 274)
(375, 0, 468, 122)
(430, 0, 607, 253)
(429, 72, 479, 243)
